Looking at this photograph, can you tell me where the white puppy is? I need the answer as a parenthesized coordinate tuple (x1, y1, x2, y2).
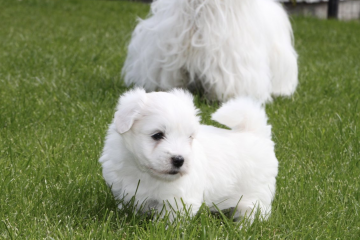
(122, 0, 298, 102)
(99, 88, 278, 222)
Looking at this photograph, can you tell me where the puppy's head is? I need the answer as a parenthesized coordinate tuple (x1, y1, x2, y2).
(114, 88, 200, 181)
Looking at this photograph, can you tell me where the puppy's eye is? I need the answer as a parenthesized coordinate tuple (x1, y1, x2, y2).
(151, 132, 165, 141)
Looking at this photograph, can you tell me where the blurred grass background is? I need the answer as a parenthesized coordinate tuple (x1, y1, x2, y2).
(0, 0, 359, 238)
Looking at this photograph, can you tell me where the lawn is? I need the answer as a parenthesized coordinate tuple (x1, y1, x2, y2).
(0, 0, 359, 239)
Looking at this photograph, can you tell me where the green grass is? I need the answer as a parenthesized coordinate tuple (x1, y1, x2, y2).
(1, 0, 359, 238)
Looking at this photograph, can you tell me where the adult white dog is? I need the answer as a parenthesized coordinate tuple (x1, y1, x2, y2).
(99, 88, 278, 222)
(122, 0, 298, 102)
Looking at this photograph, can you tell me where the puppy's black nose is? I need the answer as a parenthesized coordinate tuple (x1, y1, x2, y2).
(171, 155, 184, 168)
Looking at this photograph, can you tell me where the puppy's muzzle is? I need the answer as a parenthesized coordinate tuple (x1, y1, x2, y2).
(171, 155, 184, 168)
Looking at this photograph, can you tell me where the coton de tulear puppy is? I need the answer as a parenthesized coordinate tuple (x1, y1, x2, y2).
(99, 88, 278, 222)
(122, 0, 298, 102)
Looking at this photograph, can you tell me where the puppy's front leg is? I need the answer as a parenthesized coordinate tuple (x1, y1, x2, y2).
(160, 198, 201, 222)
(234, 200, 271, 224)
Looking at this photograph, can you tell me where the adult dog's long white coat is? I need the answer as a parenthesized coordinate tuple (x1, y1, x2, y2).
(99, 89, 278, 221)
(122, 0, 298, 102)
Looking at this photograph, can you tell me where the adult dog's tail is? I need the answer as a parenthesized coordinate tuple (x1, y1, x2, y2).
(211, 97, 271, 138)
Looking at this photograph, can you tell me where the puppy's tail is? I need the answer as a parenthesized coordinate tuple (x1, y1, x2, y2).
(211, 97, 271, 138)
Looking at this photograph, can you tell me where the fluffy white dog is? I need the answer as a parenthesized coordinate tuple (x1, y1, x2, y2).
(99, 88, 278, 222)
(122, 0, 298, 102)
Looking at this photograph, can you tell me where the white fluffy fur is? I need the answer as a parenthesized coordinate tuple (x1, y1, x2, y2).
(122, 0, 298, 102)
(99, 88, 278, 222)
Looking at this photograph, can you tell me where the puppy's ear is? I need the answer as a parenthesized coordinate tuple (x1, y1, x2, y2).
(169, 88, 194, 106)
(114, 88, 147, 134)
